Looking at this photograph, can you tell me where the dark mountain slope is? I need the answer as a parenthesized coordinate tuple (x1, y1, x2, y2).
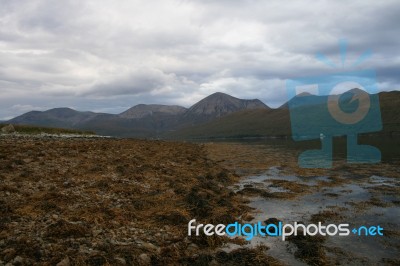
(179, 92, 269, 126)
(8, 93, 270, 137)
(9, 108, 99, 129)
(166, 91, 400, 139)
(7, 91, 400, 138)
(164, 108, 290, 139)
(119, 104, 187, 119)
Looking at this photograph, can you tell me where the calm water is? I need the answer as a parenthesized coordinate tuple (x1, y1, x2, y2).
(227, 167, 400, 265)
(215, 137, 400, 265)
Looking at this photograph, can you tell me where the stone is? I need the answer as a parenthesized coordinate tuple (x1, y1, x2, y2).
(264, 217, 281, 225)
(22, 158, 33, 164)
(56, 257, 70, 266)
(2, 248, 16, 262)
(138, 253, 151, 265)
(142, 242, 157, 251)
(114, 257, 126, 265)
(92, 229, 102, 237)
(12, 256, 23, 265)
(186, 243, 199, 253)
(209, 259, 219, 266)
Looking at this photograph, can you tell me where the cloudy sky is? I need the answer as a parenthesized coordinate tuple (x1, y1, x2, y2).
(0, 0, 399, 119)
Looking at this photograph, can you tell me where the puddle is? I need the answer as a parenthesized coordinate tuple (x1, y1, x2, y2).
(325, 205, 400, 265)
(264, 182, 291, 193)
(232, 175, 270, 192)
(234, 167, 400, 265)
(368, 175, 398, 187)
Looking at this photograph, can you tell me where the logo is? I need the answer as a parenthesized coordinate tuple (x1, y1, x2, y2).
(188, 219, 384, 241)
(286, 40, 382, 168)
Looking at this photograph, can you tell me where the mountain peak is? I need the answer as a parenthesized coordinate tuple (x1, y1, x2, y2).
(119, 104, 187, 119)
(346, 88, 366, 94)
(44, 107, 78, 114)
(207, 91, 231, 97)
(296, 92, 314, 97)
(184, 92, 269, 119)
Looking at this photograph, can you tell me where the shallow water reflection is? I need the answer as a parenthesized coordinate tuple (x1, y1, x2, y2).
(232, 166, 400, 265)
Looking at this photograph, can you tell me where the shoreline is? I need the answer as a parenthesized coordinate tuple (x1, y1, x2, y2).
(0, 136, 278, 265)
(1, 135, 398, 265)
(205, 142, 400, 265)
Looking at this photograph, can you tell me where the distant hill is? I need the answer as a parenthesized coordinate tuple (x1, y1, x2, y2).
(119, 104, 187, 119)
(7, 91, 400, 138)
(378, 91, 400, 134)
(166, 91, 400, 139)
(180, 92, 269, 125)
(9, 108, 99, 129)
(8, 92, 269, 137)
(164, 108, 291, 139)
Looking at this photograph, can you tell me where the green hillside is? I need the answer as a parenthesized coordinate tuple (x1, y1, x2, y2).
(164, 108, 291, 139)
(165, 91, 400, 140)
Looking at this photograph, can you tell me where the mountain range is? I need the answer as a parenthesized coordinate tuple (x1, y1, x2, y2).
(8, 92, 268, 138)
(7, 91, 400, 139)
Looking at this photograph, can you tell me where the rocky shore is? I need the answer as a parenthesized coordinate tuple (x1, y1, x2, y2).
(205, 142, 400, 265)
(0, 135, 280, 265)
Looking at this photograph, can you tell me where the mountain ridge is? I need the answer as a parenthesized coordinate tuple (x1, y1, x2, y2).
(119, 104, 187, 119)
(178, 92, 269, 126)
(166, 90, 400, 139)
(7, 90, 400, 138)
(184, 92, 268, 116)
(8, 92, 270, 137)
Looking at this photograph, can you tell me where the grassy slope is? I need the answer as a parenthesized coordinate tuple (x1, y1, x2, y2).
(378, 91, 400, 133)
(165, 108, 291, 139)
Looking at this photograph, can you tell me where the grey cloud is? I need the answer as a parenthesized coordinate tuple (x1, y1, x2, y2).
(87, 73, 163, 97)
(0, 0, 399, 119)
(85, 68, 188, 97)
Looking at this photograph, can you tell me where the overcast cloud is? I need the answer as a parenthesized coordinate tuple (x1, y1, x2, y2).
(0, 0, 399, 119)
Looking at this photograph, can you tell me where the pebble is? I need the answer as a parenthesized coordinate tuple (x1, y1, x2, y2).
(92, 229, 102, 237)
(13, 256, 23, 265)
(2, 248, 16, 262)
(209, 259, 219, 266)
(22, 158, 32, 164)
(138, 253, 151, 265)
(114, 257, 126, 265)
(186, 243, 199, 252)
(56, 257, 70, 266)
(142, 242, 157, 251)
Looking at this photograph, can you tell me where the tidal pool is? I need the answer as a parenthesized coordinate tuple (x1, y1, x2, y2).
(229, 166, 400, 265)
